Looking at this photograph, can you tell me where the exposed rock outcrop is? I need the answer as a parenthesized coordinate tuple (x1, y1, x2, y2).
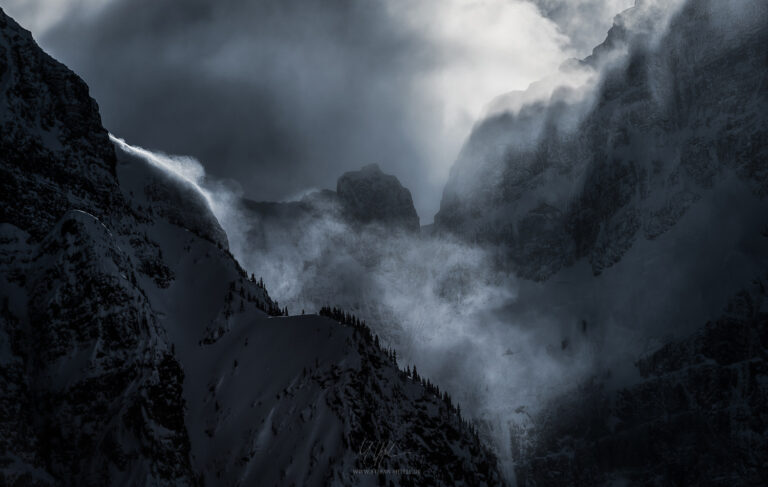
(243, 163, 420, 234)
(337, 163, 420, 232)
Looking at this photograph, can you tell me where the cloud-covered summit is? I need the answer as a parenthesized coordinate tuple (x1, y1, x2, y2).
(3, 0, 631, 222)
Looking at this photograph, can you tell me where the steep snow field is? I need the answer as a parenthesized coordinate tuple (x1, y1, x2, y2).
(113, 138, 504, 485)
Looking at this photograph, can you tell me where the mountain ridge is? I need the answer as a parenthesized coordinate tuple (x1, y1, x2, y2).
(0, 8, 504, 486)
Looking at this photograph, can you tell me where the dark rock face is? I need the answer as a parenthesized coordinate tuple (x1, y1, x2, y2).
(243, 163, 420, 234)
(337, 164, 420, 232)
(0, 10, 197, 485)
(431, 1, 768, 484)
(435, 0, 768, 281)
(0, 9, 122, 240)
(514, 277, 768, 486)
(17, 212, 196, 485)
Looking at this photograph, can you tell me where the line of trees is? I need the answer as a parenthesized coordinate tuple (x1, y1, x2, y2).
(318, 305, 480, 439)
(223, 276, 287, 317)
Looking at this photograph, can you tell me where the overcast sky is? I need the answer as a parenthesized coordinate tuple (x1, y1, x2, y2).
(4, 0, 631, 222)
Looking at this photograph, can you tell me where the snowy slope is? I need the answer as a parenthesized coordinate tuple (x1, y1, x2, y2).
(0, 7, 504, 486)
(113, 143, 504, 485)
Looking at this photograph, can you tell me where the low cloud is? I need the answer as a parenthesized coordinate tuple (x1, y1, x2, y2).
(7, 0, 713, 479)
(113, 134, 611, 478)
(4, 0, 634, 222)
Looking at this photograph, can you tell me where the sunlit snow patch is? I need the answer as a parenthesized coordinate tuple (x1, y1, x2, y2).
(109, 133, 213, 208)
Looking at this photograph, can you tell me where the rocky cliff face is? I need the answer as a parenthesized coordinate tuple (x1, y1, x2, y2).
(0, 8, 503, 486)
(243, 162, 420, 235)
(513, 276, 768, 486)
(337, 164, 420, 232)
(435, 0, 767, 281)
(0, 211, 197, 486)
(432, 0, 768, 483)
(0, 10, 198, 485)
(0, 10, 121, 240)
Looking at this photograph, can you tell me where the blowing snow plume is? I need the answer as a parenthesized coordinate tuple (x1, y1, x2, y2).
(107, 133, 607, 479)
(110, 134, 251, 256)
(3, 0, 767, 485)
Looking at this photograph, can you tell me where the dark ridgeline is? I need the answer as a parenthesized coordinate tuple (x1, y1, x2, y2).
(317, 305, 498, 485)
(0, 8, 198, 485)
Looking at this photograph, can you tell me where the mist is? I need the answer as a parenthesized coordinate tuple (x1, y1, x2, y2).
(99, 3, 768, 481)
(4, 0, 634, 222)
(8, 0, 740, 479)
(2, 0, 766, 483)
(111, 133, 628, 478)
(85, 0, 685, 475)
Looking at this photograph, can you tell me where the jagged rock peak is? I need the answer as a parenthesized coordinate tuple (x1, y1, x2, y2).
(336, 163, 420, 232)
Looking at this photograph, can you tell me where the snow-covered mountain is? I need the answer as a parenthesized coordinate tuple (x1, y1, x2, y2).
(0, 8, 504, 486)
(433, 0, 768, 483)
(4, 0, 765, 483)
(436, 0, 766, 282)
(432, 0, 768, 377)
(182, 3, 768, 484)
